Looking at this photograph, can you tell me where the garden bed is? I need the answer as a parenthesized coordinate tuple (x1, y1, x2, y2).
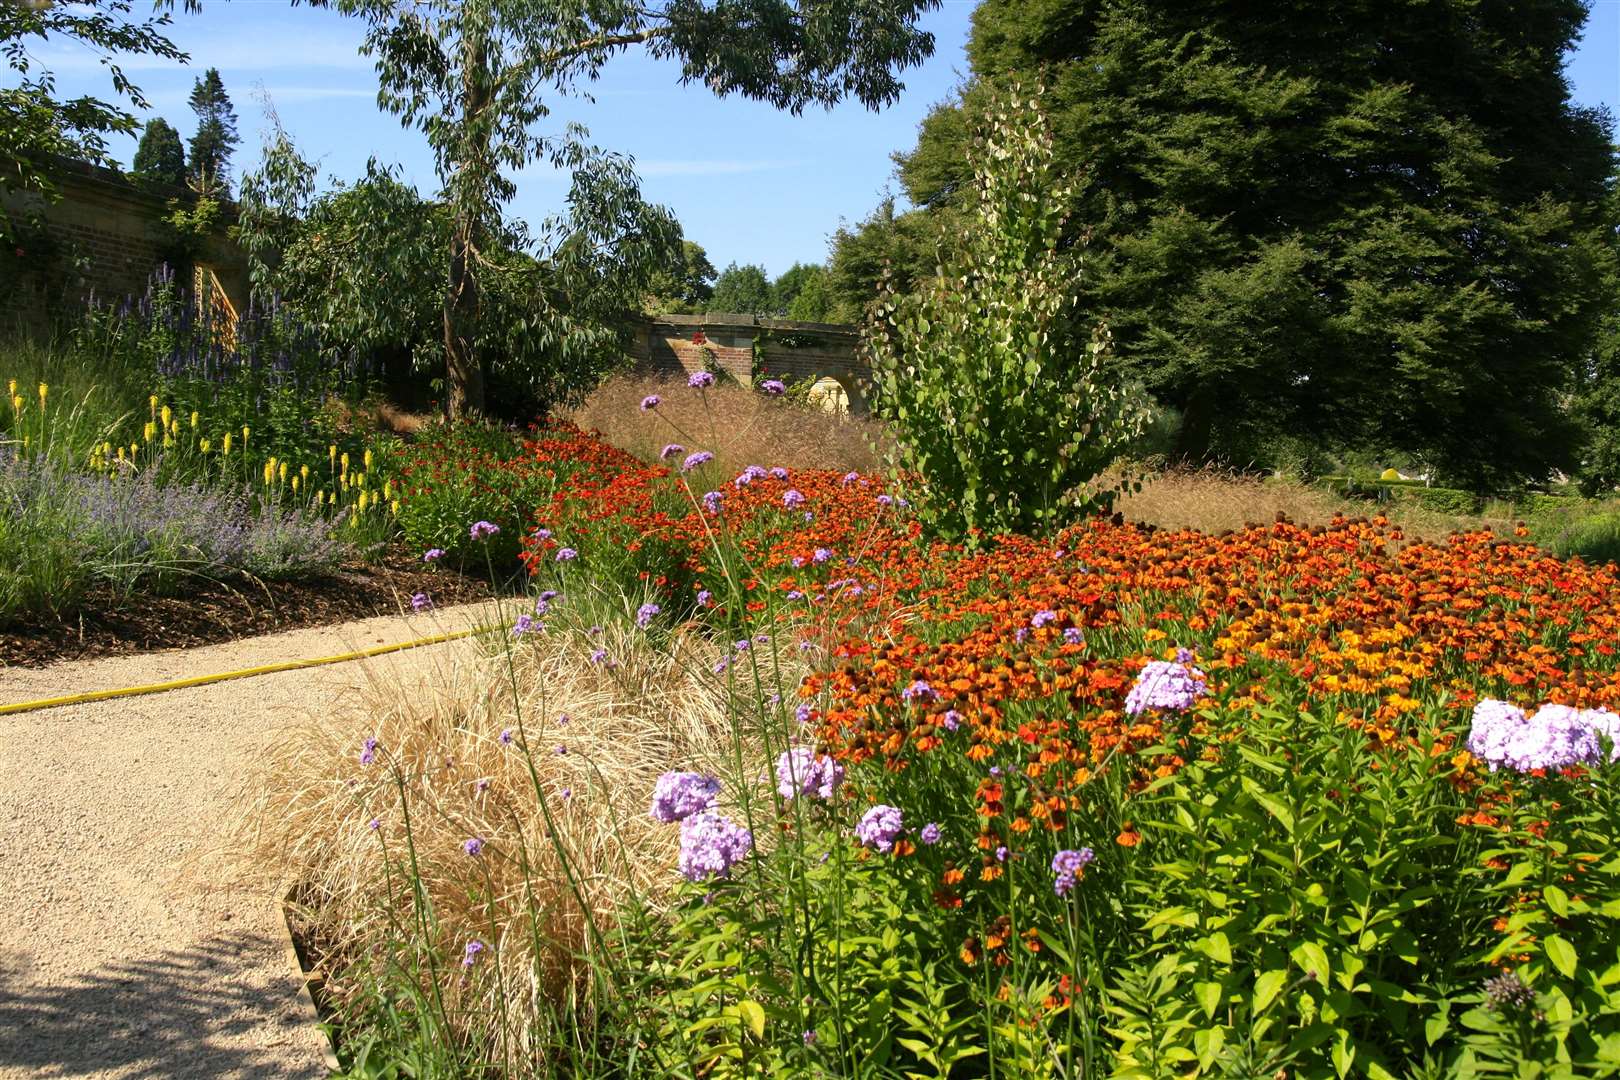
(0, 545, 498, 668)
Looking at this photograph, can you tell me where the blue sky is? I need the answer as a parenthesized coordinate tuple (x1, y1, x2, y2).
(32, 0, 1620, 278)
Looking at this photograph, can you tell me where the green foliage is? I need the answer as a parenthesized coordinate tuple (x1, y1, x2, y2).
(1552, 514, 1620, 566)
(645, 240, 718, 314)
(1, 0, 184, 237)
(825, 196, 939, 323)
(708, 262, 774, 315)
(185, 67, 238, 196)
(131, 116, 185, 188)
(867, 89, 1146, 541)
(834, 0, 1620, 490)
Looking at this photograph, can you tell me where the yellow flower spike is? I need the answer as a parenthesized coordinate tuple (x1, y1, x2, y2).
(190, 411, 199, 429)
(39, 383, 49, 406)
(384, 479, 393, 500)
(118, 447, 126, 462)
(340, 452, 350, 474)
(12, 394, 24, 413)
(6, 379, 14, 397)
(222, 433, 233, 455)
(279, 462, 288, 483)
(200, 438, 211, 454)
(263, 461, 274, 486)
(161, 405, 172, 428)
(143, 421, 155, 443)
(357, 471, 366, 489)
(348, 513, 358, 529)
(390, 499, 400, 516)
(328, 444, 337, 464)
(130, 441, 138, 457)
(149, 394, 158, 418)
(163, 435, 173, 449)
(291, 476, 300, 493)
(300, 464, 309, 481)
(364, 448, 374, 471)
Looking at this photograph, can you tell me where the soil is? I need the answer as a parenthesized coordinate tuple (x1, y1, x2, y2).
(0, 546, 505, 668)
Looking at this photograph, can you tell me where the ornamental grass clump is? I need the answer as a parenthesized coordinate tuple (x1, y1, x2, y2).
(865, 85, 1148, 541)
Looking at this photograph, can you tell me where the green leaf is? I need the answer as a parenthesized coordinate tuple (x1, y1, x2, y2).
(1252, 791, 1295, 833)
(737, 999, 766, 1040)
(1198, 932, 1233, 965)
(1544, 935, 1578, 978)
(1543, 884, 1570, 917)
(1194, 981, 1223, 1020)
(1253, 969, 1289, 1015)
(1332, 1030, 1355, 1078)
(1424, 1009, 1450, 1046)
(1292, 941, 1331, 983)
(1194, 1027, 1225, 1071)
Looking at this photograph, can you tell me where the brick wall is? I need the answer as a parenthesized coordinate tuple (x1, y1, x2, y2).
(632, 312, 870, 413)
(2, 159, 246, 339)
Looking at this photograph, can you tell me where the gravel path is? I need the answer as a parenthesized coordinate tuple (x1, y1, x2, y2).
(0, 602, 500, 1079)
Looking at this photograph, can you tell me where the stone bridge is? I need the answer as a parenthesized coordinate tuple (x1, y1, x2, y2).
(629, 312, 870, 415)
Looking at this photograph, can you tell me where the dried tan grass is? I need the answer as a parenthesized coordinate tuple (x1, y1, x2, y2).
(1113, 465, 1513, 541)
(241, 604, 797, 1061)
(567, 372, 889, 473)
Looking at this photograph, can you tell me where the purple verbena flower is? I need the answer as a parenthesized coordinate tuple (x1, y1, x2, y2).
(359, 737, 378, 766)
(636, 602, 661, 628)
(555, 547, 578, 562)
(677, 810, 752, 880)
(855, 804, 904, 854)
(411, 591, 432, 612)
(841, 471, 860, 487)
(919, 822, 941, 845)
(1031, 610, 1058, 628)
(784, 489, 806, 509)
(760, 379, 786, 395)
(812, 547, 832, 564)
(688, 371, 716, 389)
(734, 465, 768, 488)
(463, 837, 484, 857)
(422, 548, 445, 562)
(682, 450, 714, 473)
(1052, 847, 1096, 897)
(769, 467, 789, 480)
(1124, 657, 1209, 715)
(902, 679, 936, 704)
(775, 747, 845, 801)
(469, 520, 500, 541)
(703, 490, 724, 515)
(660, 443, 685, 460)
(640, 394, 661, 411)
(697, 589, 713, 606)
(462, 939, 485, 968)
(1064, 627, 1085, 645)
(512, 614, 536, 637)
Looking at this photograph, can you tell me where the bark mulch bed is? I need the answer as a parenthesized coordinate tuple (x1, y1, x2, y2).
(0, 547, 502, 668)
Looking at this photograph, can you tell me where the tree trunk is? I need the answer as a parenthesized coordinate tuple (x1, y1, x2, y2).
(443, 18, 492, 421)
(444, 220, 484, 419)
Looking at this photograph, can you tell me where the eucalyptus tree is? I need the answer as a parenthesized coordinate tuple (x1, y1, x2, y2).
(289, 0, 940, 417)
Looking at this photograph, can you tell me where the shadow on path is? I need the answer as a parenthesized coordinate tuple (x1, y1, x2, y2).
(0, 932, 323, 1079)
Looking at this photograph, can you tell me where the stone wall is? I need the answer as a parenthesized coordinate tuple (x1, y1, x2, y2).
(1, 159, 247, 339)
(632, 312, 870, 414)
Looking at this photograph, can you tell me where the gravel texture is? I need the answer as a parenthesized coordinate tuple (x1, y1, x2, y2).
(0, 601, 499, 1079)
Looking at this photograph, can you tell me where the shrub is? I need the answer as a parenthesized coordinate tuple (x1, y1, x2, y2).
(1553, 513, 1620, 565)
(866, 86, 1146, 541)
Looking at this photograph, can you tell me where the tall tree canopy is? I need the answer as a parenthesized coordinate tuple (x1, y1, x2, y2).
(275, 0, 939, 418)
(131, 116, 186, 188)
(2, 0, 184, 224)
(835, 0, 1619, 489)
(646, 239, 718, 313)
(709, 262, 774, 314)
(186, 67, 238, 195)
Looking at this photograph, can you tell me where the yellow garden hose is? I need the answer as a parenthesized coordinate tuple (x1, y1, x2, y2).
(0, 627, 480, 717)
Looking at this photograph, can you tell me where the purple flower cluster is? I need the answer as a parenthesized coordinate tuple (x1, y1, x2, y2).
(640, 394, 661, 411)
(769, 467, 789, 481)
(463, 837, 484, 857)
(734, 465, 768, 488)
(411, 591, 432, 612)
(688, 371, 716, 389)
(760, 379, 786, 395)
(678, 810, 753, 881)
(901, 679, 937, 703)
(1051, 847, 1096, 897)
(636, 602, 661, 628)
(919, 822, 941, 845)
(856, 804, 904, 853)
(775, 747, 844, 801)
(783, 489, 805, 509)
(681, 450, 714, 473)
(512, 614, 538, 637)
(462, 940, 485, 968)
(469, 520, 500, 541)
(359, 737, 378, 766)
(660, 443, 685, 460)
(423, 548, 445, 562)
(702, 490, 725, 515)
(1467, 699, 1620, 773)
(555, 547, 577, 562)
(1124, 657, 1209, 715)
(651, 767, 722, 819)
(1031, 610, 1058, 628)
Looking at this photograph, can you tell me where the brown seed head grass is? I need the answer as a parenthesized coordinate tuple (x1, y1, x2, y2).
(242, 605, 793, 1062)
(567, 372, 889, 474)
